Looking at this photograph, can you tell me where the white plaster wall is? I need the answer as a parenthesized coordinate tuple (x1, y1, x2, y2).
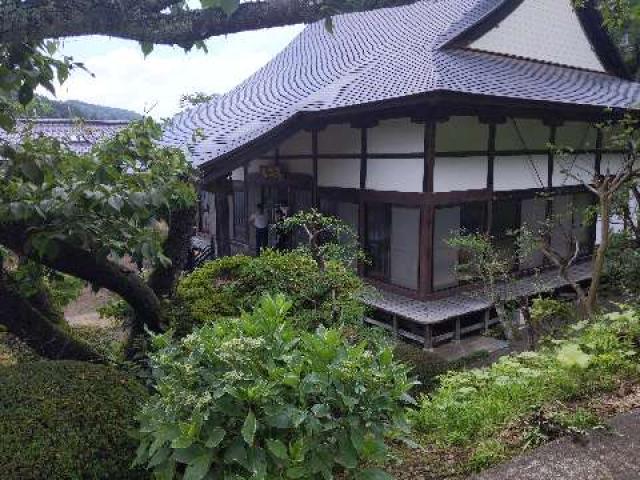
(551, 195, 573, 257)
(601, 153, 626, 176)
(496, 119, 550, 151)
(280, 157, 313, 175)
(556, 122, 598, 150)
(368, 118, 424, 154)
(318, 157, 360, 188)
(436, 116, 488, 152)
(469, 0, 605, 72)
(278, 130, 312, 155)
(390, 207, 420, 290)
(318, 123, 361, 155)
(553, 154, 596, 186)
(231, 167, 245, 181)
(494, 155, 548, 191)
(520, 197, 546, 269)
(366, 157, 424, 192)
(434, 156, 488, 192)
(433, 206, 460, 290)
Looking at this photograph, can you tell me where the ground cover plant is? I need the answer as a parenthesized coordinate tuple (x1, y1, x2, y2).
(0, 361, 149, 480)
(408, 306, 640, 474)
(135, 294, 414, 480)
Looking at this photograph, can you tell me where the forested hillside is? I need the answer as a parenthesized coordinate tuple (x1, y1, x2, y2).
(25, 95, 140, 121)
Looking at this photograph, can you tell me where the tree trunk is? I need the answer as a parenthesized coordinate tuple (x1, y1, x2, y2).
(0, 273, 103, 362)
(148, 205, 197, 298)
(586, 194, 611, 316)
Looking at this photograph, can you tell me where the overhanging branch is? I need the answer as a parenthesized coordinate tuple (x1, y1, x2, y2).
(0, 0, 418, 46)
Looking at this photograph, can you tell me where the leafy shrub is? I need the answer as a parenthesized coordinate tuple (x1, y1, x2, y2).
(0, 361, 149, 479)
(529, 297, 576, 344)
(136, 294, 413, 480)
(172, 249, 365, 335)
(412, 307, 640, 448)
(71, 324, 125, 361)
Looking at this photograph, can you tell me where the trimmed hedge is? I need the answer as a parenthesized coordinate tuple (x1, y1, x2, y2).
(171, 250, 365, 335)
(0, 361, 149, 480)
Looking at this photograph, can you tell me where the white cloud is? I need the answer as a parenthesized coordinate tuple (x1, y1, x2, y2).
(49, 26, 303, 119)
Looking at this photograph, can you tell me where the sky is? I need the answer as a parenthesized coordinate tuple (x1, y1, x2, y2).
(51, 24, 304, 119)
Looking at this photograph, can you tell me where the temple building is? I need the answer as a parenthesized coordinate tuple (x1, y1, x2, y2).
(163, 0, 640, 347)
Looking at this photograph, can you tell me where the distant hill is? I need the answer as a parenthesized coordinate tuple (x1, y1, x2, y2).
(27, 96, 141, 121)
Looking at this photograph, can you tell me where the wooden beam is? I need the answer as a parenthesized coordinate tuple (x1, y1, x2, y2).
(423, 122, 436, 193)
(595, 128, 603, 175)
(419, 204, 434, 297)
(423, 324, 433, 351)
(487, 123, 496, 190)
(360, 128, 368, 190)
(547, 126, 557, 189)
(243, 164, 249, 244)
(312, 129, 319, 208)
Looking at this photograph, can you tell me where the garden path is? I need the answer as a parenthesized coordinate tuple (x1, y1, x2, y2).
(471, 409, 640, 480)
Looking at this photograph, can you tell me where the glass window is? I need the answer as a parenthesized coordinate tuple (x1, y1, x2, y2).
(365, 204, 391, 280)
(232, 189, 247, 239)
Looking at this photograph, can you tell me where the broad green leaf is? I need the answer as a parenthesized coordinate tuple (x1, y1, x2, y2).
(183, 454, 213, 480)
(205, 427, 226, 449)
(266, 439, 288, 460)
(242, 410, 257, 445)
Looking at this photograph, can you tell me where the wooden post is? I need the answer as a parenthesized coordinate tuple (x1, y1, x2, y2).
(454, 317, 461, 343)
(360, 127, 368, 190)
(214, 178, 232, 258)
(419, 204, 434, 297)
(483, 309, 491, 334)
(312, 130, 319, 208)
(423, 122, 436, 193)
(547, 125, 557, 189)
(487, 123, 496, 190)
(392, 314, 399, 338)
(595, 128, 603, 176)
(423, 324, 433, 351)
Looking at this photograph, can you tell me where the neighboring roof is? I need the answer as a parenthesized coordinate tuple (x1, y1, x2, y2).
(0, 118, 129, 154)
(162, 0, 640, 172)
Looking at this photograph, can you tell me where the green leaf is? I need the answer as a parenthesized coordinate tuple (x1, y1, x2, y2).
(335, 439, 357, 469)
(556, 343, 592, 369)
(224, 439, 248, 467)
(219, 0, 239, 16)
(141, 42, 154, 58)
(266, 439, 288, 460)
(183, 454, 213, 480)
(355, 468, 393, 480)
(242, 410, 257, 445)
(205, 427, 226, 449)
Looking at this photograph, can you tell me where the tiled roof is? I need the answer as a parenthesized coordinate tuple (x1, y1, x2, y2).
(162, 0, 640, 170)
(0, 119, 129, 154)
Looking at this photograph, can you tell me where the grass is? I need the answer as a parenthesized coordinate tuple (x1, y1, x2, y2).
(397, 307, 640, 475)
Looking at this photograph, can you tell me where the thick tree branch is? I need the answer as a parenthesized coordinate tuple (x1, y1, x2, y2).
(0, 271, 103, 362)
(0, 222, 165, 333)
(0, 0, 417, 46)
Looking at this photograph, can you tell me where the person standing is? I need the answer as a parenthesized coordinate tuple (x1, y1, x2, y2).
(250, 203, 269, 255)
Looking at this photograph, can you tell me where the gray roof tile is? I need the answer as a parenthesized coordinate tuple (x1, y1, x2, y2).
(161, 0, 640, 169)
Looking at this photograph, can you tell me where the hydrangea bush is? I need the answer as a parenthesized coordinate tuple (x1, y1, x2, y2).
(135, 294, 414, 480)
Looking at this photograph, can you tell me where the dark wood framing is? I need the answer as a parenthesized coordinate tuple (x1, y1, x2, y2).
(203, 102, 612, 303)
(423, 122, 436, 193)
